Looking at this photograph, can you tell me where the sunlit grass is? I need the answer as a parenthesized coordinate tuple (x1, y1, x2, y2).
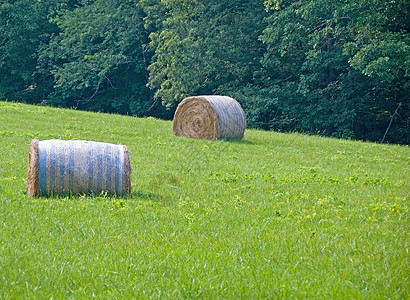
(0, 101, 408, 298)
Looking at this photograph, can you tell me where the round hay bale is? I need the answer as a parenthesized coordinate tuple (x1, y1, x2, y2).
(27, 139, 131, 197)
(173, 95, 246, 139)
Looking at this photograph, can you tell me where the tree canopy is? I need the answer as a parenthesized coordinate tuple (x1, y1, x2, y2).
(42, 0, 152, 115)
(1, 0, 408, 143)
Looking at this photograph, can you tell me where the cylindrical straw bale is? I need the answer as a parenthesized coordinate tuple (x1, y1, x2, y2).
(173, 95, 246, 139)
(27, 139, 131, 197)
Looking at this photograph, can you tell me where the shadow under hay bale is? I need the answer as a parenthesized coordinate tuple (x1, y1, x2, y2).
(173, 95, 246, 140)
(27, 139, 131, 197)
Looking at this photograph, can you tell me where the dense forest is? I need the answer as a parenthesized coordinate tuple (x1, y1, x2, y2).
(1, 0, 409, 144)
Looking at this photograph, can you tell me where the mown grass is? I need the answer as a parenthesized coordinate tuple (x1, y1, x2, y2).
(0, 101, 408, 299)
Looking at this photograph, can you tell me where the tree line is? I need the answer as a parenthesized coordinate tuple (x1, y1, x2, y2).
(1, 0, 408, 144)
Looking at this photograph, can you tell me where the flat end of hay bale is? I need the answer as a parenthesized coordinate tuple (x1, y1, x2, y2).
(173, 96, 220, 139)
(123, 145, 131, 194)
(27, 139, 40, 197)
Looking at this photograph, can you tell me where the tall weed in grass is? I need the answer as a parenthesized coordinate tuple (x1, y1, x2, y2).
(0, 101, 408, 298)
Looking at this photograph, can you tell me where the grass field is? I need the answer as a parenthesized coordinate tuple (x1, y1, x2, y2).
(0, 101, 408, 299)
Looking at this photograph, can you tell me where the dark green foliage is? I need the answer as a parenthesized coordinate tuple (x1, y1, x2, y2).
(257, 1, 361, 138)
(141, 0, 267, 107)
(258, 0, 409, 143)
(41, 0, 153, 115)
(0, 0, 408, 143)
(0, 0, 67, 102)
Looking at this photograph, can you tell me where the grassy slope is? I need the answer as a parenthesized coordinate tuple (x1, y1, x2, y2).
(0, 101, 408, 299)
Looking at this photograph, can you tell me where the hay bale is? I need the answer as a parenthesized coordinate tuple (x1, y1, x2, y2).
(27, 139, 131, 197)
(173, 95, 246, 139)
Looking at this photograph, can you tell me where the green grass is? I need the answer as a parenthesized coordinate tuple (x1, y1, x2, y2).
(0, 101, 408, 299)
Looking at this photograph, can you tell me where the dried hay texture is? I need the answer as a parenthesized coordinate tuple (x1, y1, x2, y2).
(27, 139, 40, 197)
(27, 139, 131, 197)
(173, 95, 246, 139)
